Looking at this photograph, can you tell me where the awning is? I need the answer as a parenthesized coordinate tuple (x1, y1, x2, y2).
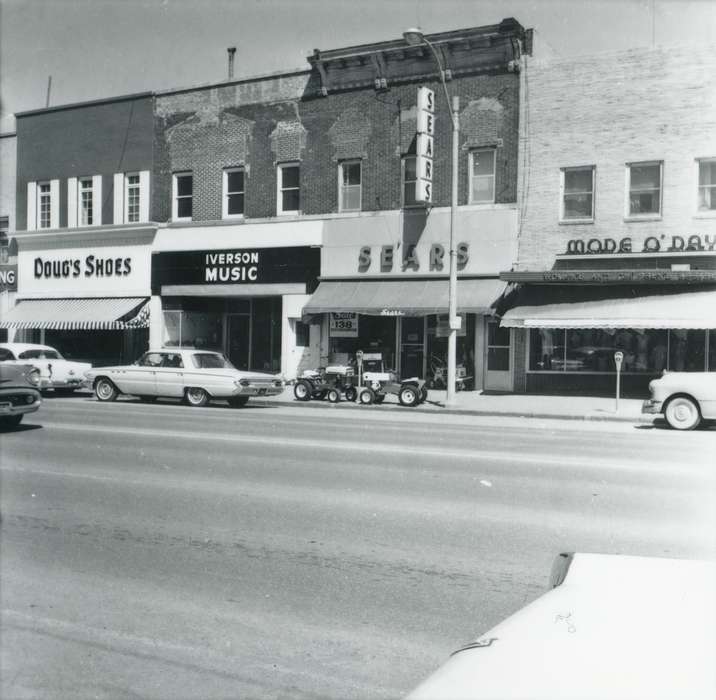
(501, 287, 716, 329)
(302, 278, 506, 316)
(0, 297, 150, 330)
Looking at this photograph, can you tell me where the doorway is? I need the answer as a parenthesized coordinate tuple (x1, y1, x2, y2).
(484, 318, 513, 391)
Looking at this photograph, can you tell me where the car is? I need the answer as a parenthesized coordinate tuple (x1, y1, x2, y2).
(642, 371, 716, 430)
(0, 363, 43, 429)
(408, 553, 716, 700)
(84, 348, 285, 407)
(0, 342, 92, 394)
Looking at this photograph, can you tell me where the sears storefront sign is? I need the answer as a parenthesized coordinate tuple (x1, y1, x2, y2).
(152, 247, 320, 290)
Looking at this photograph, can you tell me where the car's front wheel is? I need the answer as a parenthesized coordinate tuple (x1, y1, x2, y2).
(95, 378, 119, 402)
(185, 387, 209, 407)
(664, 395, 702, 430)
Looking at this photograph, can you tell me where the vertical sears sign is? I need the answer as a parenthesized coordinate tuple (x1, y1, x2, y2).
(415, 86, 435, 204)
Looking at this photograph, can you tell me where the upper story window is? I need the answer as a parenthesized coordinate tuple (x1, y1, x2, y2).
(277, 163, 300, 215)
(173, 172, 193, 221)
(402, 156, 417, 207)
(626, 161, 662, 218)
(339, 161, 362, 212)
(697, 158, 716, 212)
(469, 149, 496, 204)
(38, 182, 52, 228)
(113, 171, 149, 225)
(222, 168, 245, 219)
(0, 219, 8, 264)
(560, 166, 595, 222)
(79, 178, 94, 226)
(26, 180, 58, 230)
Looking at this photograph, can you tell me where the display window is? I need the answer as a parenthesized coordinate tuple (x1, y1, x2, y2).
(329, 315, 397, 369)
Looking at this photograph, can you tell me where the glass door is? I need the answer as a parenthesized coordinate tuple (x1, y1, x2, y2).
(400, 317, 425, 378)
(227, 313, 250, 370)
(484, 318, 513, 391)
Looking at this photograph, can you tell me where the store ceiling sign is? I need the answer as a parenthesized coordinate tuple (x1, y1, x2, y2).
(329, 312, 358, 338)
(0, 264, 17, 292)
(564, 234, 716, 255)
(415, 86, 434, 204)
(152, 246, 320, 287)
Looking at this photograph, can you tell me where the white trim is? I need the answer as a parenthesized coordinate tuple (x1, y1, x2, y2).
(92, 174, 103, 226)
(625, 160, 663, 220)
(559, 165, 595, 223)
(67, 177, 78, 228)
(26, 181, 37, 230)
(468, 148, 496, 204)
(222, 167, 245, 220)
(49, 179, 60, 229)
(277, 162, 300, 216)
(338, 160, 362, 212)
(113, 173, 124, 224)
(172, 171, 193, 222)
(139, 170, 150, 222)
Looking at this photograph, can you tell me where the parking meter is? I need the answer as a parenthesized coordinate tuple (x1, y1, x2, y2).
(356, 350, 364, 388)
(614, 351, 624, 412)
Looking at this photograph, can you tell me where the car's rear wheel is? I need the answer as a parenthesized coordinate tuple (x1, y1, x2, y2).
(664, 395, 701, 430)
(95, 378, 118, 402)
(185, 387, 209, 407)
(228, 396, 249, 408)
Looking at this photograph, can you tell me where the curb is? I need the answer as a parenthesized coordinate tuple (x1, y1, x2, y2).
(251, 397, 649, 424)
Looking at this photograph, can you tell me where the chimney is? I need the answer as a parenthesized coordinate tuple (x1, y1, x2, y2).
(227, 47, 236, 80)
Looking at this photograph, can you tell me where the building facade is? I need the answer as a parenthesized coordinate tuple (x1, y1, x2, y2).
(0, 132, 17, 341)
(502, 44, 716, 395)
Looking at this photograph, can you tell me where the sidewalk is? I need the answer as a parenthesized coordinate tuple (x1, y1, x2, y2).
(262, 386, 650, 423)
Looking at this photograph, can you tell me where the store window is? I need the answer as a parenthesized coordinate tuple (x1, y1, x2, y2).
(173, 172, 193, 221)
(277, 163, 300, 215)
(223, 168, 245, 218)
(295, 320, 310, 348)
(469, 149, 496, 204)
(669, 330, 706, 372)
(561, 166, 594, 221)
(339, 161, 362, 212)
(329, 315, 397, 370)
(162, 310, 223, 350)
(626, 161, 662, 218)
(697, 158, 716, 212)
(402, 156, 417, 206)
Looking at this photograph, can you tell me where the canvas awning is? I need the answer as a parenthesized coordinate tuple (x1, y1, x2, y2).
(0, 297, 150, 330)
(501, 287, 716, 329)
(302, 278, 506, 316)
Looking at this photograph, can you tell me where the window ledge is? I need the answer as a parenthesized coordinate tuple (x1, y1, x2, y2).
(558, 218, 594, 225)
(624, 215, 662, 223)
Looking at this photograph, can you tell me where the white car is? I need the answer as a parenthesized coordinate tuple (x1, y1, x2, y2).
(84, 348, 285, 407)
(408, 553, 716, 700)
(642, 371, 716, 430)
(0, 342, 91, 394)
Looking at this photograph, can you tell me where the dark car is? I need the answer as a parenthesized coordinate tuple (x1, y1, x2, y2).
(0, 363, 42, 429)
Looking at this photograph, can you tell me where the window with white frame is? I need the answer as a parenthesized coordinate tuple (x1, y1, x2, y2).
(469, 149, 496, 203)
(402, 156, 417, 206)
(112, 171, 148, 224)
(560, 166, 595, 221)
(38, 182, 52, 229)
(173, 172, 193, 221)
(626, 161, 662, 217)
(697, 158, 716, 212)
(79, 178, 94, 226)
(223, 168, 245, 218)
(126, 173, 141, 223)
(339, 161, 361, 212)
(277, 163, 300, 215)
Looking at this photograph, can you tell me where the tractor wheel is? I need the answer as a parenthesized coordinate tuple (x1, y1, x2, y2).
(398, 385, 419, 407)
(358, 388, 375, 405)
(327, 388, 341, 403)
(344, 386, 358, 402)
(293, 379, 313, 401)
(373, 394, 385, 404)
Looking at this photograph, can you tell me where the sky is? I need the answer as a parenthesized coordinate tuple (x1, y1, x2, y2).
(1, 0, 716, 132)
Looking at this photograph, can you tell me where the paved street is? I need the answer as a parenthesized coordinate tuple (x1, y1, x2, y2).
(1, 396, 715, 699)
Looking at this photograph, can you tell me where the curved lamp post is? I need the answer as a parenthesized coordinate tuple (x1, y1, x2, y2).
(403, 28, 460, 406)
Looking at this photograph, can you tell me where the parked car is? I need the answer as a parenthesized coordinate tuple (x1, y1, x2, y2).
(642, 371, 716, 430)
(84, 348, 285, 407)
(0, 363, 42, 428)
(0, 342, 91, 394)
(408, 553, 716, 700)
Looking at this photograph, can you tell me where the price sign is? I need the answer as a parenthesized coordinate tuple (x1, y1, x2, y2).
(329, 312, 359, 338)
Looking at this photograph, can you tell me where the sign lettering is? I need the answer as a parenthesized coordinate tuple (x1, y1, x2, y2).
(33, 255, 132, 279)
(358, 243, 470, 273)
(564, 234, 716, 256)
(329, 312, 358, 338)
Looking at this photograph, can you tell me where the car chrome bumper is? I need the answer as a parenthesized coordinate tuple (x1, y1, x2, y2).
(234, 385, 284, 397)
(641, 399, 663, 414)
(0, 391, 42, 416)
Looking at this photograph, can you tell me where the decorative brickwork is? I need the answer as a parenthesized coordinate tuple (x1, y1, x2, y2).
(328, 108, 371, 161)
(461, 97, 504, 148)
(270, 119, 307, 163)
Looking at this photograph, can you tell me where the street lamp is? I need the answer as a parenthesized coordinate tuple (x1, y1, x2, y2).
(403, 27, 460, 406)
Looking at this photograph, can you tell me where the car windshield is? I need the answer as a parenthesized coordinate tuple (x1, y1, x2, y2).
(191, 353, 235, 369)
(18, 349, 62, 360)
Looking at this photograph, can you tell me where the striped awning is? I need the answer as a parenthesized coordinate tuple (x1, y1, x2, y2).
(0, 297, 150, 330)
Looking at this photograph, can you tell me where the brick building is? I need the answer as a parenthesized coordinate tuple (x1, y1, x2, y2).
(2, 94, 155, 364)
(151, 18, 529, 385)
(500, 44, 716, 395)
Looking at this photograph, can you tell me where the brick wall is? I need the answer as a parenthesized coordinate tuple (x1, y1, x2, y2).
(516, 44, 716, 270)
(154, 69, 521, 222)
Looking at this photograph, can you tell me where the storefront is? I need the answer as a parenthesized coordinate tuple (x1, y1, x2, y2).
(151, 223, 321, 378)
(303, 208, 518, 389)
(501, 251, 716, 395)
(0, 227, 154, 365)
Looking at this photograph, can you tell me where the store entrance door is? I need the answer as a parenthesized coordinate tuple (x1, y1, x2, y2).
(484, 318, 513, 391)
(227, 313, 250, 370)
(400, 317, 425, 378)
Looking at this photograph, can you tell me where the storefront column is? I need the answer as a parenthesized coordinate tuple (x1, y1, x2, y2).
(149, 295, 163, 349)
(281, 294, 312, 380)
(473, 316, 486, 391)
